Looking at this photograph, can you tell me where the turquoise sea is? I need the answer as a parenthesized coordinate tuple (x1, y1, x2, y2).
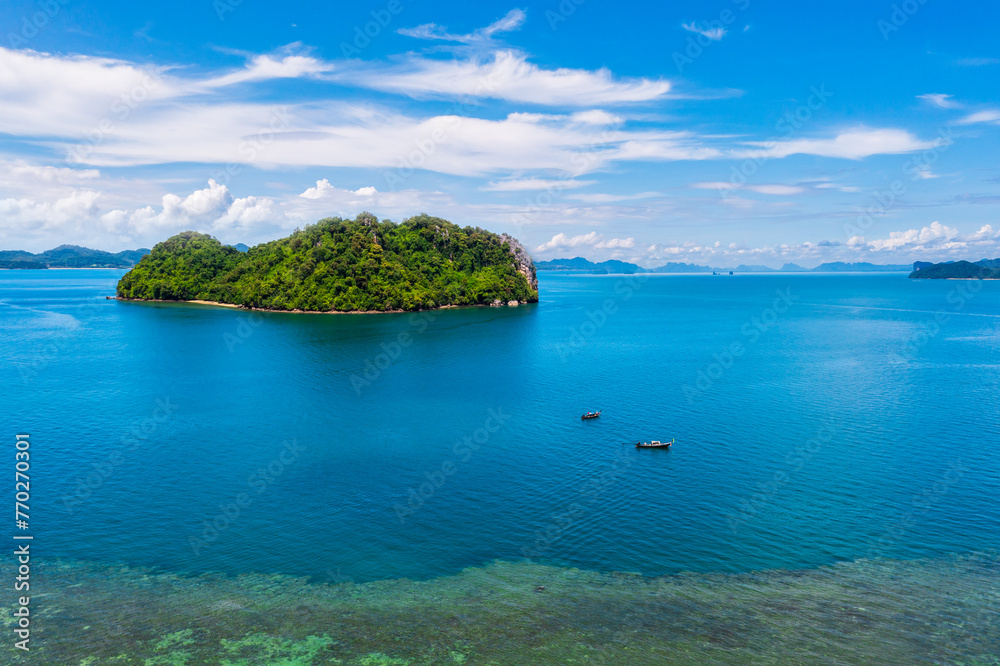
(1, 269, 998, 662)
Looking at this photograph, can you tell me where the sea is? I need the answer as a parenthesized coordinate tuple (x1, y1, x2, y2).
(1, 268, 997, 663)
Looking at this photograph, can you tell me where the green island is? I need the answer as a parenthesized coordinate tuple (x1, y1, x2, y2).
(908, 260, 1000, 279)
(0, 244, 148, 269)
(116, 213, 538, 312)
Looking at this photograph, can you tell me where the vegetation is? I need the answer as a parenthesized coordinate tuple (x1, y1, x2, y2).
(0, 245, 149, 269)
(117, 213, 538, 312)
(909, 260, 1000, 279)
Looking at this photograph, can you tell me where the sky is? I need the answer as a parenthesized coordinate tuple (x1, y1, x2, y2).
(0, 0, 998, 267)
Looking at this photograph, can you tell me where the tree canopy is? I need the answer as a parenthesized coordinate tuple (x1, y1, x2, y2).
(117, 213, 539, 311)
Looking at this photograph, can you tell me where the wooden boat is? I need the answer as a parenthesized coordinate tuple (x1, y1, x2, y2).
(581, 411, 601, 420)
(635, 438, 673, 449)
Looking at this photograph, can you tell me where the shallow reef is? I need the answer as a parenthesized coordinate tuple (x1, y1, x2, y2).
(2, 552, 998, 664)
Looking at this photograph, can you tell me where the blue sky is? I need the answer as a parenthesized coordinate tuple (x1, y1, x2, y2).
(1, 0, 998, 266)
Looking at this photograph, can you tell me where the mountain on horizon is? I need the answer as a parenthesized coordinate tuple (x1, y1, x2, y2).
(0, 245, 150, 269)
(535, 257, 915, 274)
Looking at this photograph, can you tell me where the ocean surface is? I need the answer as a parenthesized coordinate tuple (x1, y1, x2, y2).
(2, 268, 999, 661)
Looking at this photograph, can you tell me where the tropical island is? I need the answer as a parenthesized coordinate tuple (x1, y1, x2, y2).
(116, 213, 538, 312)
(909, 258, 1000, 279)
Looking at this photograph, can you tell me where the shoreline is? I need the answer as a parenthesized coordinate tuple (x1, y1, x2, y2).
(114, 296, 533, 315)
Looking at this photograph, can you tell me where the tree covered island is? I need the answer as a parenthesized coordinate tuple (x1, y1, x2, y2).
(117, 213, 538, 312)
(908, 259, 1000, 279)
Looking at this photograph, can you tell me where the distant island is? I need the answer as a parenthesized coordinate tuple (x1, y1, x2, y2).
(117, 213, 538, 312)
(909, 258, 1000, 279)
(0, 245, 149, 269)
(535, 257, 913, 274)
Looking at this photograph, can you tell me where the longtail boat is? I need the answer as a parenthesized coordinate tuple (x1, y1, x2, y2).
(581, 411, 601, 420)
(635, 438, 673, 449)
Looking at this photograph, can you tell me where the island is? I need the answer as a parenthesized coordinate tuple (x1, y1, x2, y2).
(909, 259, 1000, 279)
(116, 213, 538, 312)
(0, 245, 149, 269)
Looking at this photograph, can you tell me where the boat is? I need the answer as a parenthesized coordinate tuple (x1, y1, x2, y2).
(581, 411, 601, 420)
(635, 438, 673, 449)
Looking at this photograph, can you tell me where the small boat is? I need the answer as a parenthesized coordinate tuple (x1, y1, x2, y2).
(635, 438, 674, 449)
(581, 411, 601, 420)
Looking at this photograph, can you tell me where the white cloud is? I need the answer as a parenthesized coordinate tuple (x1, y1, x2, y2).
(690, 182, 803, 195)
(534, 232, 635, 253)
(340, 50, 671, 106)
(398, 9, 526, 44)
(595, 237, 635, 249)
(682, 22, 726, 41)
(535, 231, 601, 252)
(483, 178, 595, 191)
(917, 93, 962, 109)
(570, 110, 624, 125)
(957, 109, 1000, 125)
(955, 57, 1000, 66)
(199, 52, 334, 89)
(746, 184, 803, 195)
(742, 128, 937, 160)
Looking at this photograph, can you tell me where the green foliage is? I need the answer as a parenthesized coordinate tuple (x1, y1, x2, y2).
(909, 260, 1000, 279)
(0, 245, 149, 268)
(117, 214, 539, 311)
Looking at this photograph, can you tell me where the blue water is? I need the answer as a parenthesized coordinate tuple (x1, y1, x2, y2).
(2, 269, 998, 584)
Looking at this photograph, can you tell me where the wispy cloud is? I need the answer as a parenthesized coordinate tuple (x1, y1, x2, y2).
(398, 9, 527, 44)
(955, 57, 1000, 66)
(739, 128, 937, 160)
(337, 50, 672, 106)
(483, 178, 595, 191)
(682, 22, 727, 41)
(956, 109, 1000, 125)
(917, 93, 962, 109)
(692, 182, 804, 195)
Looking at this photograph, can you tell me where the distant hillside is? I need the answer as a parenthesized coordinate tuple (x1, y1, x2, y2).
(810, 262, 911, 272)
(536, 257, 916, 274)
(0, 245, 150, 269)
(649, 262, 713, 273)
(534, 257, 645, 273)
(909, 259, 1000, 279)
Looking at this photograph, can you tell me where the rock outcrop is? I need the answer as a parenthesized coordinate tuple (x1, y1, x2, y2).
(500, 233, 538, 291)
